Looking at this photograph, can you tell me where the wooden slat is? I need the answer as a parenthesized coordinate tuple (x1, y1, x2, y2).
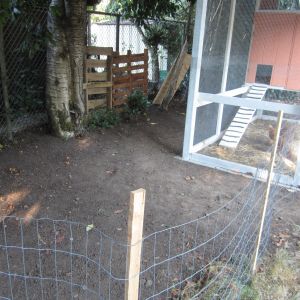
(87, 87, 107, 95)
(113, 82, 131, 89)
(87, 98, 107, 110)
(113, 75, 131, 84)
(86, 46, 113, 56)
(112, 64, 146, 72)
(113, 53, 146, 64)
(113, 98, 127, 106)
(86, 59, 107, 68)
(114, 91, 130, 98)
(86, 72, 108, 82)
(131, 73, 145, 81)
(132, 81, 145, 88)
(84, 82, 113, 89)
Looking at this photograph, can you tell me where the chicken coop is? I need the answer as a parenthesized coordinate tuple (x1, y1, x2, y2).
(183, 0, 300, 188)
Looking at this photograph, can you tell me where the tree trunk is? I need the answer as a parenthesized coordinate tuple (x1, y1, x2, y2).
(46, 0, 86, 138)
(135, 25, 160, 90)
(47, 0, 73, 138)
(151, 46, 160, 88)
(65, 1, 86, 125)
(0, 22, 12, 140)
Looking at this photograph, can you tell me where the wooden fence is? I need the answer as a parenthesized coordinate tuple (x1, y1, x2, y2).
(84, 47, 148, 112)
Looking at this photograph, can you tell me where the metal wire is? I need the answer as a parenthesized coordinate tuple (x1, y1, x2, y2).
(0, 6, 48, 139)
(0, 126, 295, 299)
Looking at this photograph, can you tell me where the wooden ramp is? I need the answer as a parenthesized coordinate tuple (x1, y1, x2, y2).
(219, 84, 268, 149)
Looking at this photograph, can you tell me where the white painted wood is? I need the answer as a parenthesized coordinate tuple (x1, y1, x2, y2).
(196, 93, 300, 115)
(221, 86, 249, 97)
(255, 0, 262, 10)
(189, 153, 296, 188)
(192, 132, 224, 153)
(182, 0, 208, 160)
(220, 85, 268, 148)
(217, 0, 237, 135)
(294, 147, 300, 186)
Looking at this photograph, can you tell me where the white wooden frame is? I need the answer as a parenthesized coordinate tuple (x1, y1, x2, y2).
(183, 0, 300, 189)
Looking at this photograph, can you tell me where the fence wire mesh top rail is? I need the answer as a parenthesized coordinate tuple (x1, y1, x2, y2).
(0, 125, 296, 300)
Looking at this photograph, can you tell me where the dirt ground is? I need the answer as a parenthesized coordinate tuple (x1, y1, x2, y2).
(0, 103, 299, 299)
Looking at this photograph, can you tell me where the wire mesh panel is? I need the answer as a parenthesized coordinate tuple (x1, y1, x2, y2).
(0, 135, 293, 299)
(88, 12, 185, 82)
(0, 6, 48, 139)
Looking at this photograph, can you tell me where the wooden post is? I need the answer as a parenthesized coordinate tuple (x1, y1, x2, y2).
(216, 0, 237, 136)
(127, 50, 132, 96)
(0, 22, 12, 140)
(116, 16, 121, 53)
(252, 110, 284, 275)
(107, 55, 113, 108)
(125, 188, 146, 300)
(143, 49, 148, 95)
(182, 0, 208, 160)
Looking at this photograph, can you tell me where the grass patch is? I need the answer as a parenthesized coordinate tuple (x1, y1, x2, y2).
(242, 249, 299, 300)
(169, 247, 299, 299)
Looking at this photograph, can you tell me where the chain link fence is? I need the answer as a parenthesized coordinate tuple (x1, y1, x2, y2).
(87, 11, 186, 82)
(0, 9, 186, 139)
(0, 6, 48, 140)
(0, 126, 295, 299)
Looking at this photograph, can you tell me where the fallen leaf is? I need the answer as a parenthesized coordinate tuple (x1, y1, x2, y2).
(86, 224, 94, 232)
(56, 233, 65, 244)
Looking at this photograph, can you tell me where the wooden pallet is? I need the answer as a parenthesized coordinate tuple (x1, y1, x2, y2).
(219, 84, 269, 149)
(84, 47, 148, 111)
(112, 49, 148, 106)
(84, 46, 113, 112)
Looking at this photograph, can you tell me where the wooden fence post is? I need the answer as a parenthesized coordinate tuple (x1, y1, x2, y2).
(116, 15, 121, 53)
(252, 110, 284, 275)
(127, 50, 132, 95)
(0, 22, 12, 140)
(125, 188, 146, 300)
(144, 49, 148, 95)
(107, 55, 113, 109)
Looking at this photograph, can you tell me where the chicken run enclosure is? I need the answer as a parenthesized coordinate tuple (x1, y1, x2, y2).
(183, 0, 300, 189)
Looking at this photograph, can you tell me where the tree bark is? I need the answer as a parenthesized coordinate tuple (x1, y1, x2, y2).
(65, 0, 86, 122)
(0, 22, 12, 140)
(46, 0, 86, 138)
(47, 0, 73, 138)
(135, 25, 160, 90)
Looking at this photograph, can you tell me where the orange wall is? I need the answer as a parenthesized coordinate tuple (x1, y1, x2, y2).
(247, 12, 300, 91)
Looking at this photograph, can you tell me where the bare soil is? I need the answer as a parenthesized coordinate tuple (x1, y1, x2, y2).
(0, 103, 299, 299)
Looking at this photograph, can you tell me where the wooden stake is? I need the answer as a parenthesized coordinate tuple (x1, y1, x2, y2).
(125, 188, 146, 300)
(0, 22, 12, 140)
(252, 110, 284, 275)
(107, 55, 113, 109)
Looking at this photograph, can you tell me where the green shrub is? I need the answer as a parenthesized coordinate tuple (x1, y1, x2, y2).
(87, 108, 120, 129)
(123, 90, 150, 120)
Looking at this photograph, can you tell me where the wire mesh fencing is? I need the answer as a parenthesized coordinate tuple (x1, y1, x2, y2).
(0, 5, 48, 140)
(87, 11, 186, 82)
(0, 125, 295, 299)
